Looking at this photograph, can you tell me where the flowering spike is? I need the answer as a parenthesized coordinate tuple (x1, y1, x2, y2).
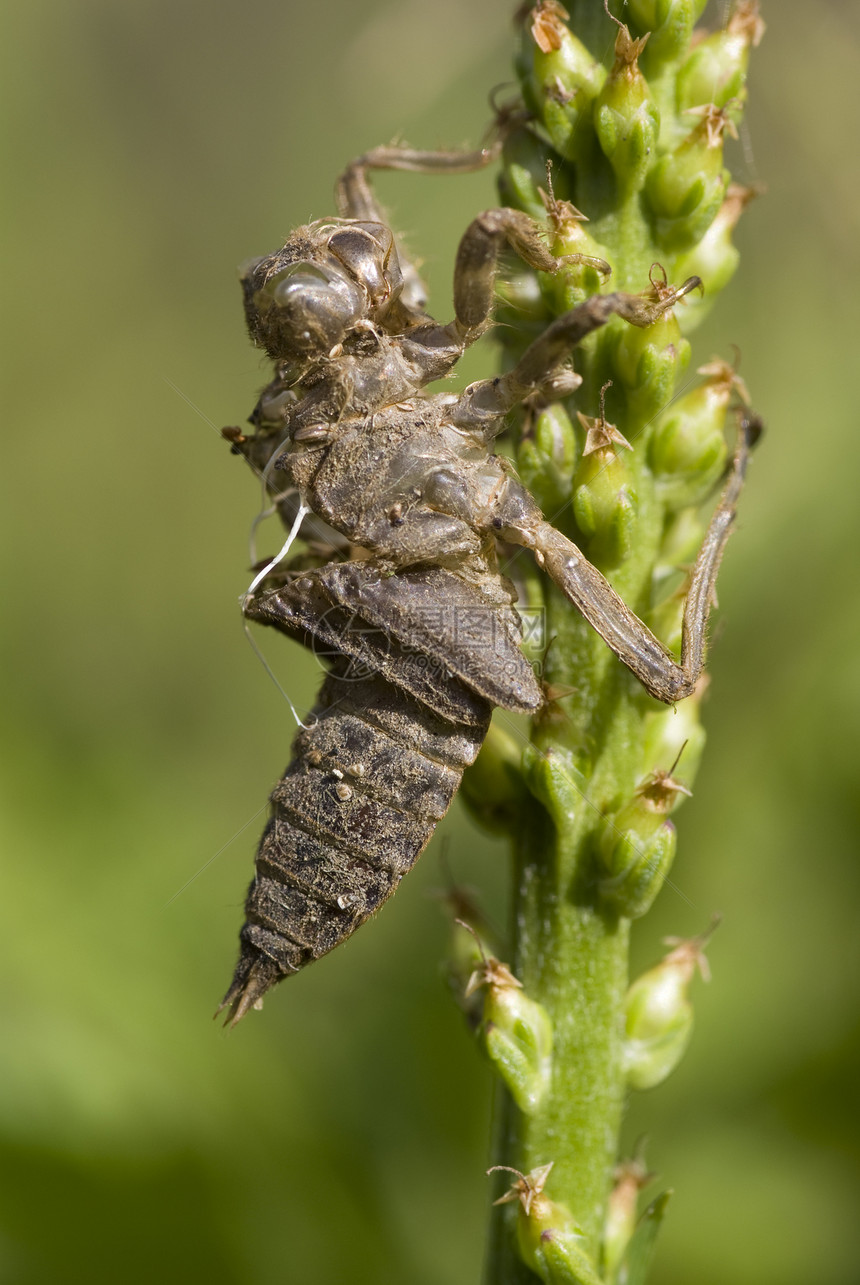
(483, 0, 761, 1274)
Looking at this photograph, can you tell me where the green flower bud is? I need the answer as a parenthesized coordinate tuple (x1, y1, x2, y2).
(518, 402, 579, 516)
(599, 813, 676, 919)
(674, 183, 759, 330)
(492, 1164, 603, 1285)
(543, 200, 612, 310)
(648, 357, 742, 507)
(611, 274, 692, 427)
(594, 25, 659, 194)
(523, 2, 605, 163)
(623, 919, 717, 1090)
(598, 766, 690, 917)
(627, 0, 708, 68)
(469, 954, 553, 1113)
(572, 411, 638, 567)
(677, 2, 765, 114)
(461, 721, 529, 833)
(645, 105, 735, 250)
(602, 1153, 654, 1281)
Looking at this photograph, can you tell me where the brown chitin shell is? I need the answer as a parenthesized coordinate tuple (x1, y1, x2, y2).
(218, 562, 542, 1025)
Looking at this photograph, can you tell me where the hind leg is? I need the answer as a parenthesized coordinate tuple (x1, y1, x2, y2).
(496, 414, 760, 704)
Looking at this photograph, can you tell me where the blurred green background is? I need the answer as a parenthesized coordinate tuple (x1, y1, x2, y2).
(2, 1, 858, 1281)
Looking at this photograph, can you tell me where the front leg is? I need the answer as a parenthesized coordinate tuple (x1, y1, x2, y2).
(450, 282, 699, 435)
(500, 413, 761, 704)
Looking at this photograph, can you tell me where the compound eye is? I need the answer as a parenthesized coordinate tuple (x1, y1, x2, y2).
(247, 258, 365, 357)
(327, 225, 403, 311)
(264, 261, 332, 306)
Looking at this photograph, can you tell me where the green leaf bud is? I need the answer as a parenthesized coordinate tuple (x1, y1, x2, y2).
(623, 919, 717, 1090)
(572, 410, 638, 567)
(469, 955, 553, 1113)
(645, 105, 735, 250)
(523, 2, 605, 163)
(627, 0, 708, 68)
(611, 271, 692, 426)
(602, 1152, 654, 1281)
(594, 25, 660, 194)
(461, 721, 529, 833)
(674, 183, 759, 330)
(648, 357, 742, 507)
(621, 1190, 672, 1285)
(491, 1164, 604, 1285)
(519, 402, 579, 515)
(676, 2, 765, 114)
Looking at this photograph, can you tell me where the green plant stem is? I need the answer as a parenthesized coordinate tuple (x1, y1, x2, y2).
(486, 503, 664, 1281)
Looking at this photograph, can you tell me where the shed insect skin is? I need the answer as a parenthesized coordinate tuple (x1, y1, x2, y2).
(218, 143, 756, 1025)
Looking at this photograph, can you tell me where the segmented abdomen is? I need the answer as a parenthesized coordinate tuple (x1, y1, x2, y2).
(219, 663, 490, 1024)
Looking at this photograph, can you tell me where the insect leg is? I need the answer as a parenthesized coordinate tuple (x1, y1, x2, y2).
(450, 284, 701, 434)
(501, 413, 760, 704)
(336, 143, 500, 318)
(401, 206, 585, 383)
(449, 207, 564, 338)
(336, 142, 500, 221)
